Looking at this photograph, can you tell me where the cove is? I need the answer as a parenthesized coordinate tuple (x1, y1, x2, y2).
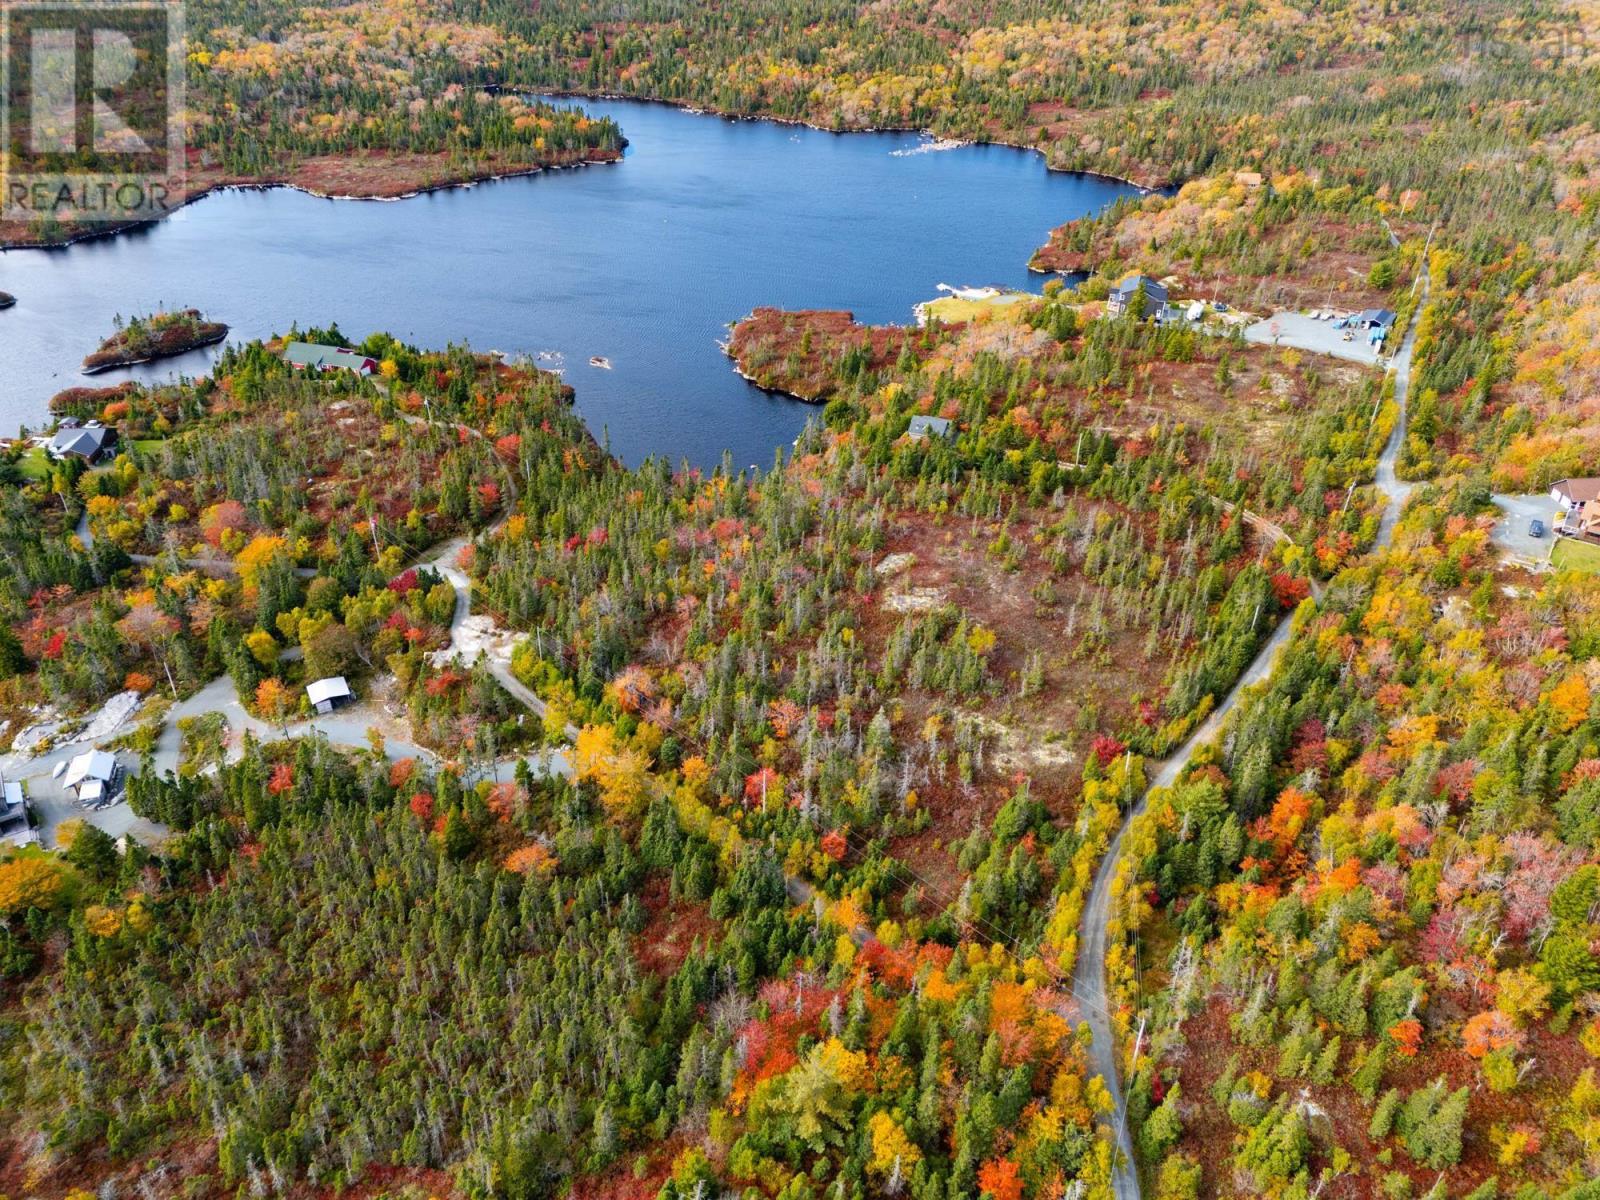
(0, 99, 1138, 470)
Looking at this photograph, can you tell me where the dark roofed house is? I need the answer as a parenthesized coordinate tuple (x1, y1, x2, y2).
(1107, 274, 1169, 318)
(907, 415, 953, 441)
(284, 342, 378, 376)
(1353, 309, 1398, 345)
(48, 422, 116, 463)
(1, 779, 37, 847)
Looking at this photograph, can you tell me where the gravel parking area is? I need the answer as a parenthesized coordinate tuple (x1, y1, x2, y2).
(1491, 493, 1559, 564)
(1244, 312, 1387, 367)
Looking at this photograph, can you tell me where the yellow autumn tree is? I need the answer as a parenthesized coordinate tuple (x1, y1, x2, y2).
(868, 1111, 922, 1174)
(573, 724, 651, 822)
(84, 904, 124, 937)
(235, 534, 287, 588)
(0, 855, 65, 915)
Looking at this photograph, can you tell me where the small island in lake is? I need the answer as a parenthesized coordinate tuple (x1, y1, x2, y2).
(82, 309, 229, 374)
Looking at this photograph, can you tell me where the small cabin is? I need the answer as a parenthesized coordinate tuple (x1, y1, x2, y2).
(63, 749, 119, 804)
(907, 415, 953, 441)
(306, 675, 353, 714)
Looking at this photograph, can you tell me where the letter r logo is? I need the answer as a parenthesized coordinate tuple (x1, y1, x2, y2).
(28, 24, 152, 152)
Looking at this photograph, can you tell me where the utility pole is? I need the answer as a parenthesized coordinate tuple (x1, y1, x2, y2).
(1115, 1014, 1148, 1165)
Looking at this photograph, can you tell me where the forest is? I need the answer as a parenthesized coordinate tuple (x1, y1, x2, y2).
(5, 0, 1600, 1198)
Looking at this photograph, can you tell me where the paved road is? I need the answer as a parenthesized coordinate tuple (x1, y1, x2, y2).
(1073, 268, 1430, 1199)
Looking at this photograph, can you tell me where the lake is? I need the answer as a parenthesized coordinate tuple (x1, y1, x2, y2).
(0, 99, 1137, 469)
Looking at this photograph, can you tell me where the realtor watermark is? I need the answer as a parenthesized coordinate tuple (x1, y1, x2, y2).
(2, 0, 185, 225)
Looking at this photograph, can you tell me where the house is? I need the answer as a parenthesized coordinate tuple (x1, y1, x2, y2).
(1107, 275, 1169, 318)
(48, 421, 116, 463)
(306, 675, 353, 714)
(1551, 478, 1600, 511)
(0, 779, 37, 847)
(907, 415, 953, 441)
(63, 749, 119, 804)
(283, 342, 378, 376)
(1552, 479, 1600, 536)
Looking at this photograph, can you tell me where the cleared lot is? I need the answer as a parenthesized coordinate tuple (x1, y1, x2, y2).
(1244, 312, 1387, 366)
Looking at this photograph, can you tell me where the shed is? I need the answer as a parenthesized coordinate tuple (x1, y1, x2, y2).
(63, 749, 118, 797)
(306, 675, 353, 714)
(283, 342, 378, 376)
(907, 415, 953, 441)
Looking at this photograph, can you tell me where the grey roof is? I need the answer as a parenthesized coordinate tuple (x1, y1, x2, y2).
(284, 342, 375, 372)
(49, 424, 113, 458)
(1112, 274, 1169, 303)
(1356, 308, 1397, 327)
(306, 676, 352, 706)
(907, 415, 952, 439)
(2, 779, 23, 812)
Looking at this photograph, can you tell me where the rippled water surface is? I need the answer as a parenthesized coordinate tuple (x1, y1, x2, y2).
(0, 99, 1137, 468)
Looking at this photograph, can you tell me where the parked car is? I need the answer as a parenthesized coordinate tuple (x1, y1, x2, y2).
(1529, 519, 1546, 538)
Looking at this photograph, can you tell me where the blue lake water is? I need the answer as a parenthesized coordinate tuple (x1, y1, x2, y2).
(0, 99, 1137, 469)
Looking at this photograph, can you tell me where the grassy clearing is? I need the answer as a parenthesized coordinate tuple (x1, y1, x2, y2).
(1551, 537, 1600, 574)
(17, 447, 51, 481)
(917, 291, 1032, 325)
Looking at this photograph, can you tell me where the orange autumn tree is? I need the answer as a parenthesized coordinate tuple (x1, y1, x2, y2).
(1463, 1009, 1521, 1058)
(255, 677, 295, 729)
(977, 1156, 1024, 1200)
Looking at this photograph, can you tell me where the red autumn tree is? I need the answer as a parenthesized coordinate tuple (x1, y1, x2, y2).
(820, 828, 848, 862)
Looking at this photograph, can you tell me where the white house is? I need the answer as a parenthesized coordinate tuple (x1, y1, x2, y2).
(63, 749, 119, 803)
(306, 676, 353, 714)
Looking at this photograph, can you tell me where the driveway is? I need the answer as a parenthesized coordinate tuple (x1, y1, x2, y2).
(1243, 312, 1387, 367)
(1490, 493, 1558, 565)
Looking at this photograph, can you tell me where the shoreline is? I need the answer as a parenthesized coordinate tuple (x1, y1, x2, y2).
(530, 87, 1170, 193)
(3, 93, 1160, 253)
(0, 151, 624, 252)
(82, 323, 229, 375)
